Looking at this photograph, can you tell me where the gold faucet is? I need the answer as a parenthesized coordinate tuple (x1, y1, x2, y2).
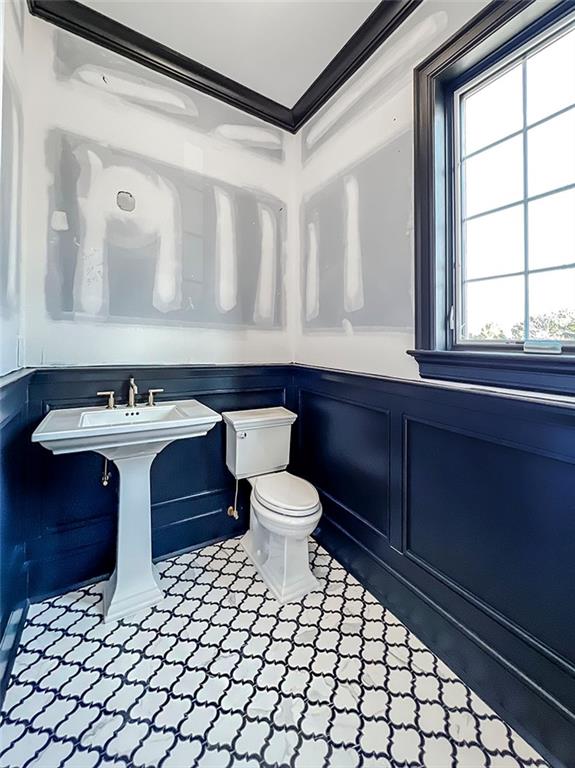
(128, 377, 138, 408)
(147, 388, 164, 406)
(97, 390, 116, 409)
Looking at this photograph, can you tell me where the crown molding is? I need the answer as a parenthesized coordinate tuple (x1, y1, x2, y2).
(27, 0, 423, 133)
(292, 0, 423, 131)
(27, 0, 294, 130)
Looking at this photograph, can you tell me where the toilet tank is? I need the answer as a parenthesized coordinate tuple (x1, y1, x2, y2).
(222, 407, 297, 479)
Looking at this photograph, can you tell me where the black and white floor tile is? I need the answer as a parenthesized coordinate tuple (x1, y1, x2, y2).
(0, 538, 547, 767)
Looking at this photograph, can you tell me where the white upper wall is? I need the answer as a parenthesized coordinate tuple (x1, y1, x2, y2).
(294, 0, 489, 380)
(80, 0, 378, 106)
(4, 0, 496, 376)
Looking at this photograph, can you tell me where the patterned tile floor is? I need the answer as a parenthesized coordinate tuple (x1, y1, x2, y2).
(0, 538, 547, 768)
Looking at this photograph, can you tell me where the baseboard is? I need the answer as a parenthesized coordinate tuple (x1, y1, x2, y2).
(0, 601, 28, 711)
(314, 517, 573, 768)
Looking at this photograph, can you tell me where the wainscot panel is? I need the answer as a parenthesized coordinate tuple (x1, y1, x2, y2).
(26, 365, 296, 599)
(0, 370, 32, 705)
(296, 365, 575, 768)
(297, 389, 391, 542)
(404, 416, 575, 667)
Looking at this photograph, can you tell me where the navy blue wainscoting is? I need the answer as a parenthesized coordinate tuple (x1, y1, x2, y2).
(0, 371, 31, 702)
(26, 365, 297, 600)
(294, 365, 575, 768)
(3, 362, 575, 764)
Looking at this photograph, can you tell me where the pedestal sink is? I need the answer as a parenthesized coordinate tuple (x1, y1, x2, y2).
(32, 399, 221, 622)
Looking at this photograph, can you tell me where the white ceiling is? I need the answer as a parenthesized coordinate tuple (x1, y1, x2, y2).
(79, 1, 380, 106)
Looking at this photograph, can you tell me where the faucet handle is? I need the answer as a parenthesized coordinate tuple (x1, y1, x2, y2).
(147, 388, 164, 407)
(96, 390, 116, 409)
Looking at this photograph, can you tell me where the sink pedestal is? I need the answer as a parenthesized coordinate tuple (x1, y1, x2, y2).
(100, 444, 168, 623)
(31, 397, 222, 623)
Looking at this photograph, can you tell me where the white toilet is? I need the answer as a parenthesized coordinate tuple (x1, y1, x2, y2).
(222, 407, 322, 603)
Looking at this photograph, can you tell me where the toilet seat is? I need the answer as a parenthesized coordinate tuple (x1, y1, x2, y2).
(253, 471, 320, 517)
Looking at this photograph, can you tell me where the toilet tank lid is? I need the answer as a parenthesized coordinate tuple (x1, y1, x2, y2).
(222, 406, 297, 431)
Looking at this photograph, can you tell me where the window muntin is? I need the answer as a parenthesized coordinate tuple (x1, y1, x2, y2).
(455, 21, 575, 346)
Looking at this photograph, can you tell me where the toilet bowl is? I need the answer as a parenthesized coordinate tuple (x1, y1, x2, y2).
(242, 471, 322, 603)
(222, 407, 322, 603)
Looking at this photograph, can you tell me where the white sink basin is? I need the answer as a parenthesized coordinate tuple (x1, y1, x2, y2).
(80, 404, 180, 428)
(32, 398, 221, 623)
(32, 399, 221, 455)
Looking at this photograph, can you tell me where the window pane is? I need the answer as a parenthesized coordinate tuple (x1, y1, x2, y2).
(527, 28, 575, 124)
(464, 205, 524, 280)
(464, 136, 523, 217)
(528, 109, 575, 197)
(463, 65, 523, 155)
(528, 268, 575, 340)
(528, 188, 575, 270)
(462, 275, 524, 340)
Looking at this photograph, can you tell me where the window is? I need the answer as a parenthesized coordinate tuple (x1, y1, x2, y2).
(455, 21, 575, 348)
(411, 0, 575, 395)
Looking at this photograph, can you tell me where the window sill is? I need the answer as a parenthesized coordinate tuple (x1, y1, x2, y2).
(407, 349, 575, 397)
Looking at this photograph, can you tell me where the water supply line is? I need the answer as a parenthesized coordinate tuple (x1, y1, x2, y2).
(227, 478, 239, 519)
(101, 458, 111, 487)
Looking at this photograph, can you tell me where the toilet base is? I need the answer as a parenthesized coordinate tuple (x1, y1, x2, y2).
(242, 527, 319, 604)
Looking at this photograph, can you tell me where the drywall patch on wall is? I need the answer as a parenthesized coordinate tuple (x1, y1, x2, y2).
(214, 125, 282, 152)
(72, 145, 183, 316)
(77, 65, 194, 116)
(254, 203, 278, 325)
(52, 29, 285, 162)
(300, 10, 450, 162)
(343, 174, 364, 314)
(305, 215, 320, 323)
(45, 131, 287, 329)
(301, 131, 413, 333)
(213, 185, 238, 314)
